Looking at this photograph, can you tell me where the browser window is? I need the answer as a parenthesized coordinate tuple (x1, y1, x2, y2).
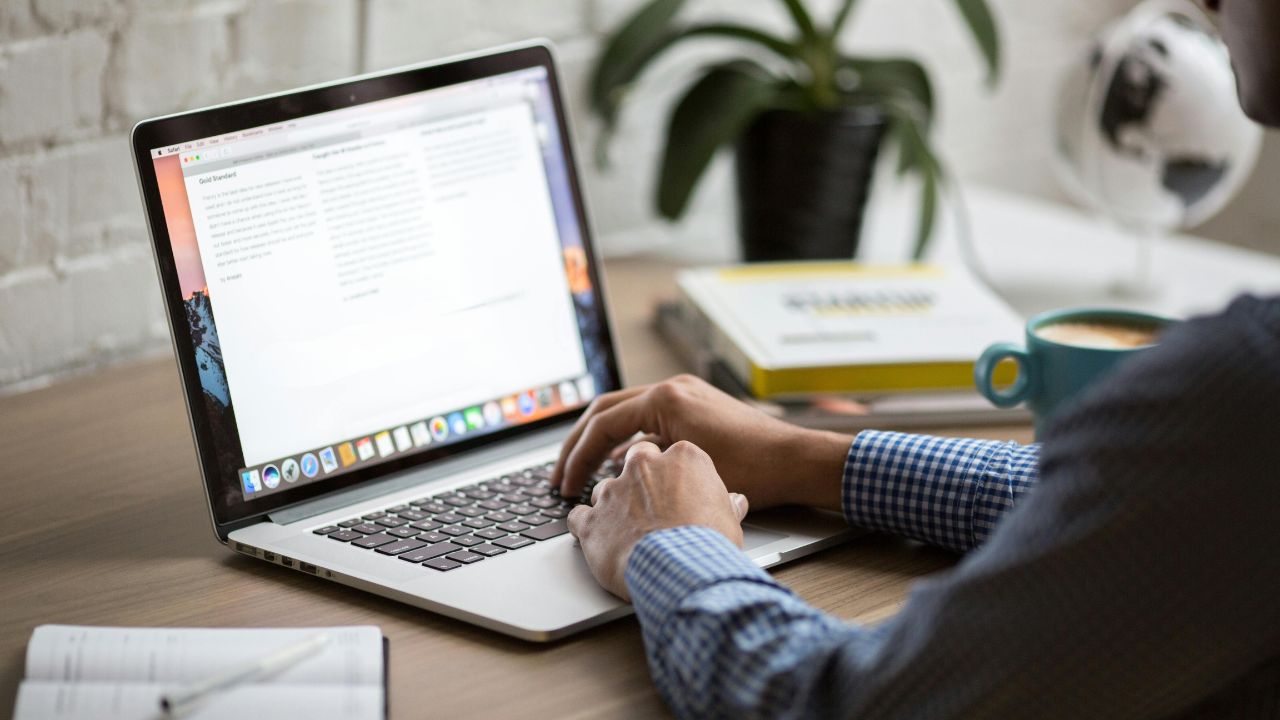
(150, 68, 606, 507)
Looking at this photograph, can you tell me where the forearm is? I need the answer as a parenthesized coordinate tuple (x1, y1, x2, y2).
(774, 427, 854, 512)
(627, 527, 881, 720)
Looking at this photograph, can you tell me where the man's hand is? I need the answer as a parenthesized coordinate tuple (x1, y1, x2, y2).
(567, 440, 749, 600)
(553, 375, 851, 512)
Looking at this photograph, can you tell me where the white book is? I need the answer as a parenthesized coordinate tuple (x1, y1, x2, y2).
(13, 625, 386, 720)
(676, 262, 1024, 399)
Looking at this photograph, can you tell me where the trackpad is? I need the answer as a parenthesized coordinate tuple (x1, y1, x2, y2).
(742, 523, 788, 551)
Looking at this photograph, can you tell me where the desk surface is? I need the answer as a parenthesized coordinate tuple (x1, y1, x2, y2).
(0, 257, 1032, 719)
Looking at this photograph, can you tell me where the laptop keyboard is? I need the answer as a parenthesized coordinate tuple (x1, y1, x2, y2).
(311, 459, 616, 572)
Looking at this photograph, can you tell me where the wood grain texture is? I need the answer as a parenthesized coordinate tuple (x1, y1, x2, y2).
(0, 257, 1033, 718)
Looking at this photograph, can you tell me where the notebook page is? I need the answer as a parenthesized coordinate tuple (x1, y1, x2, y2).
(13, 681, 383, 720)
(24, 626, 383, 686)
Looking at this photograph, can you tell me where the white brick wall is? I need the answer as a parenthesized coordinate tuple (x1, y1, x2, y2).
(1, 0, 1277, 391)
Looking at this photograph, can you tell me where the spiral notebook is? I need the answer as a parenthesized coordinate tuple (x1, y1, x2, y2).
(12, 625, 388, 720)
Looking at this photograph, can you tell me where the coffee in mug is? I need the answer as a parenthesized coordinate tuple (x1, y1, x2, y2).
(975, 308, 1175, 436)
(1034, 321, 1160, 350)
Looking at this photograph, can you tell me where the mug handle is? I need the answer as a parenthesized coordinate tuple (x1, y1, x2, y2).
(975, 343, 1036, 408)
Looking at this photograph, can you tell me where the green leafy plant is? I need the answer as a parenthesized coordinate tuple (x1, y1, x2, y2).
(590, 0, 1000, 259)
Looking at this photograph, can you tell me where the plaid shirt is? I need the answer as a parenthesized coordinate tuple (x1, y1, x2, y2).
(626, 431, 1037, 719)
(624, 292, 1280, 720)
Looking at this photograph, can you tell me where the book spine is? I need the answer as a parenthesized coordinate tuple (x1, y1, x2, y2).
(674, 284, 761, 397)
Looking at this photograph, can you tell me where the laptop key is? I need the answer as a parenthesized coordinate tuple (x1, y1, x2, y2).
(475, 528, 507, 540)
(523, 486, 552, 498)
(417, 502, 449, 514)
(387, 526, 420, 538)
(521, 514, 551, 527)
(386, 504, 410, 513)
(352, 523, 382, 534)
(351, 533, 397, 549)
(508, 505, 538, 516)
(541, 507, 569, 519)
(451, 535, 484, 548)
(478, 499, 509, 511)
(417, 531, 450, 544)
(443, 496, 474, 508)
(485, 512, 516, 523)
(521, 519, 569, 542)
(440, 525, 471, 537)
(327, 530, 362, 542)
(338, 519, 363, 528)
(362, 511, 387, 520)
(456, 507, 486, 518)
(497, 521, 530, 533)
(462, 518, 493, 529)
(313, 526, 340, 535)
(434, 513, 464, 524)
(398, 542, 462, 563)
(471, 544, 507, 557)
(423, 558, 462, 572)
(410, 520, 443, 532)
(376, 516, 408, 528)
(463, 489, 495, 500)
(445, 551, 485, 564)
(376, 539, 428, 556)
(493, 536, 534, 550)
(397, 509, 428, 521)
(529, 496, 559, 508)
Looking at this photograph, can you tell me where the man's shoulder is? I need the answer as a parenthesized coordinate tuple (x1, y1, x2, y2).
(1153, 294, 1280, 385)
(1215, 294, 1280, 339)
(1043, 294, 1280, 463)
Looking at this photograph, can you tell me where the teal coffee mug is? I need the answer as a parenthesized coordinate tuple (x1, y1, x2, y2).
(975, 308, 1174, 436)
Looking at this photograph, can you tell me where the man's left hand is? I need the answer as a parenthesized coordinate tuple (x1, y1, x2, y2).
(567, 440, 749, 600)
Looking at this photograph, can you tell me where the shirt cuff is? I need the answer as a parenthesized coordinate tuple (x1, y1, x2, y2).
(624, 526, 780, 627)
(842, 429, 984, 551)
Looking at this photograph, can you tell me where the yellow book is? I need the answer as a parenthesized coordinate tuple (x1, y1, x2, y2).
(675, 262, 1023, 399)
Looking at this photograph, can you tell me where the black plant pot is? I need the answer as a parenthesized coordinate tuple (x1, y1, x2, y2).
(735, 107, 887, 262)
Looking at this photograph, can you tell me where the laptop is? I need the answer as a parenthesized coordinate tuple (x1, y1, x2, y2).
(130, 41, 858, 641)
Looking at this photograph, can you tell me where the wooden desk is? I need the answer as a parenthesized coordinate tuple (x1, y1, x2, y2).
(0, 257, 1032, 718)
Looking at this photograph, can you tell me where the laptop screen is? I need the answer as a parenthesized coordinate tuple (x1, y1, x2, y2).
(140, 55, 617, 522)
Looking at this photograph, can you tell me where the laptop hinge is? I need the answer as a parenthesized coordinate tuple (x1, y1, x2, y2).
(267, 423, 572, 526)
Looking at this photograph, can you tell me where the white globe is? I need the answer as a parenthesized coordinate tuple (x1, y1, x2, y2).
(1055, 0, 1262, 232)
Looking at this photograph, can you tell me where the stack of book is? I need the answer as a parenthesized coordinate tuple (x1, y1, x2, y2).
(657, 261, 1031, 431)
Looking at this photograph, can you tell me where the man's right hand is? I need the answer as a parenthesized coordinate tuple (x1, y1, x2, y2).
(552, 375, 852, 512)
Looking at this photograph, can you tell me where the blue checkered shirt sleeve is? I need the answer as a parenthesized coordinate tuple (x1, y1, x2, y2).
(843, 430, 1040, 552)
(626, 526, 884, 720)
(623, 434, 1040, 719)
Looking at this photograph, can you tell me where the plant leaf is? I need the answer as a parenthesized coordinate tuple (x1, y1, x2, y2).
(844, 57, 933, 126)
(952, 0, 1000, 83)
(778, 0, 820, 44)
(590, 19, 797, 166)
(657, 62, 779, 220)
(912, 160, 939, 261)
(684, 23, 799, 59)
(830, 0, 859, 37)
(845, 57, 934, 173)
(590, 0, 687, 127)
(879, 99, 944, 259)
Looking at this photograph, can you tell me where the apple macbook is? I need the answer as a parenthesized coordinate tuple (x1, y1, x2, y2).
(130, 41, 859, 641)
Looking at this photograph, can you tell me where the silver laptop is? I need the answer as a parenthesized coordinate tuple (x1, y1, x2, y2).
(131, 41, 857, 641)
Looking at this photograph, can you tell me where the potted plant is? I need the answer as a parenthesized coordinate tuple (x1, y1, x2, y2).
(590, 0, 1000, 261)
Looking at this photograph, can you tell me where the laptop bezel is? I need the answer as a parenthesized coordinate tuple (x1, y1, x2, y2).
(130, 42, 622, 539)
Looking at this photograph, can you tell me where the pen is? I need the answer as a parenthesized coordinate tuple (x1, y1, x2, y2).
(159, 633, 331, 717)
